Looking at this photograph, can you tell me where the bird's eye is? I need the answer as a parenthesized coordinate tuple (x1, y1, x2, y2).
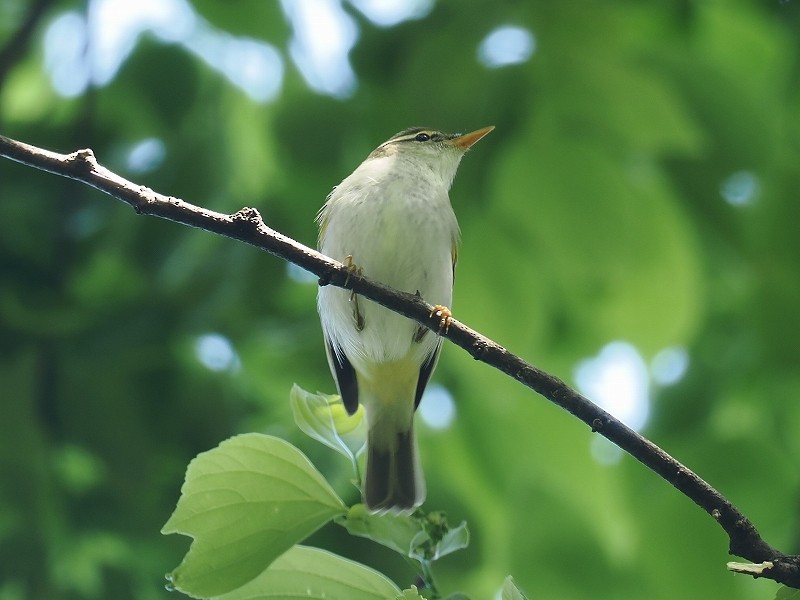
(414, 132, 430, 142)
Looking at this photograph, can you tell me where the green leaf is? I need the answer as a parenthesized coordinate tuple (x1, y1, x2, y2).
(290, 384, 366, 464)
(395, 587, 427, 600)
(775, 586, 800, 600)
(420, 520, 469, 561)
(501, 576, 528, 600)
(340, 506, 469, 563)
(338, 504, 424, 556)
(189, 0, 288, 42)
(210, 545, 400, 600)
(409, 511, 469, 562)
(162, 433, 347, 597)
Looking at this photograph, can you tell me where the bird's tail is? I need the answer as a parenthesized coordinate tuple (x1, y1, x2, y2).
(364, 409, 426, 513)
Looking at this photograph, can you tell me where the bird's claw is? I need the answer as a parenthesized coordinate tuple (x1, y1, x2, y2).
(430, 305, 454, 333)
(343, 255, 363, 301)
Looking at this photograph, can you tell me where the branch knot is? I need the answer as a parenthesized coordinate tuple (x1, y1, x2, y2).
(74, 148, 95, 162)
(232, 206, 263, 226)
(471, 339, 488, 359)
(66, 148, 97, 175)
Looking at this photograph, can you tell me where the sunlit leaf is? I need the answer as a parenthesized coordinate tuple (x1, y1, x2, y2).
(162, 434, 346, 597)
(501, 576, 527, 600)
(211, 545, 399, 600)
(290, 384, 366, 465)
(396, 586, 426, 600)
(340, 506, 469, 564)
(407, 512, 470, 562)
(338, 504, 423, 556)
(427, 520, 469, 561)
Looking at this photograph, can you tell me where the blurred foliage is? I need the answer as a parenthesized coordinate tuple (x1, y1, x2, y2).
(1, 0, 799, 598)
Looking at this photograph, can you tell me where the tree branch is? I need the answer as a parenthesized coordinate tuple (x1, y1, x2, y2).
(1, 133, 797, 588)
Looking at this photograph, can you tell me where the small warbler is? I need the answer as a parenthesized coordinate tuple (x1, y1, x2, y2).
(317, 126, 493, 512)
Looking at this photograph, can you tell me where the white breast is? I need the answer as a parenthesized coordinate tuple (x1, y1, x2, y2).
(318, 152, 459, 369)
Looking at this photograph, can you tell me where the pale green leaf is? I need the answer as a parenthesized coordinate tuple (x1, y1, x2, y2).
(162, 433, 346, 597)
(408, 512, 469, 562)
(776, 586, 800, 600)
(395, 586, 426, 600)
(290, 384, 366, 463)
(338, 504, 423, 556)
(428, 520, 469, 560)
(211, 545, 400, 600)
(501, 576, 528, 600)
(341, 506, 469, 563)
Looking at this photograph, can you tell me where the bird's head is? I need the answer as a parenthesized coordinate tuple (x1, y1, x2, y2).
(368, 126, 494, 185)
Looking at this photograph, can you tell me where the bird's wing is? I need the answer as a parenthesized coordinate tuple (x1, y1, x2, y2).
(324, 336, 360, 415)
(414, 340, 442, 410)
(411, 240, 457, 408)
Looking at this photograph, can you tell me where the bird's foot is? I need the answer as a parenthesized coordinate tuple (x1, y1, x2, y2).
(430, 305, 454, 333)
(343, 255, 363, 300)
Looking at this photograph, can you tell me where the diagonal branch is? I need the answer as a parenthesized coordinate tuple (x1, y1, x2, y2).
(1, 133, 797, 589)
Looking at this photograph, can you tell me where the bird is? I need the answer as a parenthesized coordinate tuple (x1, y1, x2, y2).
(316, 125, 494, 512)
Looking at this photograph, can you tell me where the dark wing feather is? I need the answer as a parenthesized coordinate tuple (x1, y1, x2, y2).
(325, 339, 359, 415)
(414, 341, 442, 410)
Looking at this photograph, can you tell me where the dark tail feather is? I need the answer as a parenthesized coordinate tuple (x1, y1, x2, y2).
(364, 423, 425, 513)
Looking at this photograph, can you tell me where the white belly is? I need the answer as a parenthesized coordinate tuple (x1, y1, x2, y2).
(317, 158, 458, 370)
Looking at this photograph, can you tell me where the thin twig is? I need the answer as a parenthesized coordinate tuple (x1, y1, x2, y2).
(1, 133, 798, 589)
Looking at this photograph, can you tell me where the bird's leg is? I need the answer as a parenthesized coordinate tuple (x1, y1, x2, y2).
(430, 305, 454, 333)
(342, 254, 363, 302)
(343, 255, 365, 331)
(343, 255, 363, 291)
(352, 294, 365, 331)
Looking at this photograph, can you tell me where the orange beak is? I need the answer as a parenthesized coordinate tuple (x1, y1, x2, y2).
(449, 125, 495, 149)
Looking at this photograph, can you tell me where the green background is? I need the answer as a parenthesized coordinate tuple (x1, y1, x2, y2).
(1, 1, 799, 598)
